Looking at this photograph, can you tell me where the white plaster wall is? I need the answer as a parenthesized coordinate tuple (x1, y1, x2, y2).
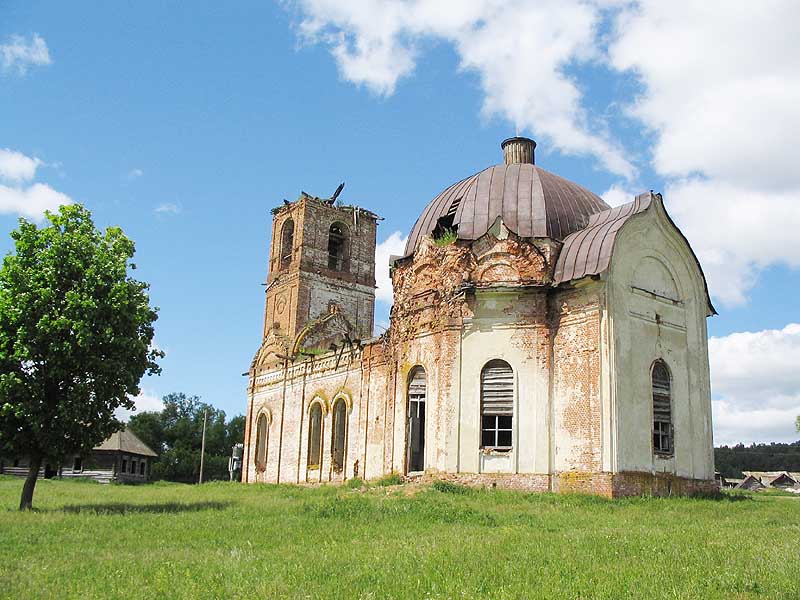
(457, 289, 549, 475)
(607, 203, 714, 480)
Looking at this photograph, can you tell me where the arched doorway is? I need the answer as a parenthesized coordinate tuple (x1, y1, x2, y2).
(406, 367, 427, 473)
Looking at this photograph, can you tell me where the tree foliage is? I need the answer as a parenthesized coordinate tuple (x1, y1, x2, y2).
(128, 393, 244, 483)
(0, 204, 162, 509)
(714, 441, 800, 478)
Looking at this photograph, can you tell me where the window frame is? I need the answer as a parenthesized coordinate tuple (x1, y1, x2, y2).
(651, 359, 674, 457)
(331, 398, 348, 473)
(307, 402, 324, 469)
(480, 359, 514, 452)
(254, 412, 269, 472)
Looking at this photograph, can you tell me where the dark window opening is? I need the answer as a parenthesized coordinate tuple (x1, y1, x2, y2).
(140, 461, 146, 476)
(280, 219, 294, 269)
(255, 414, 268, 472)
(407, 367, 427, 472)
(73, 456, 82, 472)
(130, 460, 136, 474)
(652, 360, 674, 456)
(432, 197, 461, 242)
(481, 360, 513, 450)
(328, 223, 348, 271)
(331, 400, 347, 472)
(308, 403, 323, 468)
(121, 458, 127, 474)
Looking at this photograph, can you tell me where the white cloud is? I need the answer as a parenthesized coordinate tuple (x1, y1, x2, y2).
(0, 182, 73, 220)
(292, 0, 635, 178)
(127, 168, 144, 180)
(374, 230, 407, 303)
(296, 1, 800, 306)
(116, 390, 163, 421)
(664, 179, 800, 306)
(601, 184, 640, 208)
(709, 324, 800, 445)
(1, 33, 51, 75)
(608, 1, 800, 306)
(0, 148, 41, 182)
(155, 203, 181, 214)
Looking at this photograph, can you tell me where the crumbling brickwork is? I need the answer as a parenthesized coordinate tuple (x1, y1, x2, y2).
(243, 165, 716, 498)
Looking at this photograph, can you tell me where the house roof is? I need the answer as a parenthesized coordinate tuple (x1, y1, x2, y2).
(94, 428, 157, 457)
(742, 471, 799, 486)
(735, 475, 765, 489)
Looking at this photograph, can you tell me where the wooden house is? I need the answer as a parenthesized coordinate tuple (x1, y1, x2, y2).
(0, 428, 157, 483)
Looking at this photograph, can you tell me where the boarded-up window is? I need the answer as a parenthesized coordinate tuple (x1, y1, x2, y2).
(280, 219, 294, 268)
(328, 223, 348, 271)
(308, 403, 323, 468)
(652, 360, 673, 455)
(331, 399, 347, 472)
(481, 360, 513, 449)
(255, 413, 268, 472)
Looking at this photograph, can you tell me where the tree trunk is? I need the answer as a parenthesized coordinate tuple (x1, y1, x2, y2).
(19, 454, 42, 511)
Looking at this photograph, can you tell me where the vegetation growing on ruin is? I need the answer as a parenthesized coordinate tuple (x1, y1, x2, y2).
(432, 227, 457, 246)
(1, 475, 798, 599)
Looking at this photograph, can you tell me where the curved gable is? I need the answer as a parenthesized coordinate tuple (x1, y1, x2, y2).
(554, 192, 715, 316)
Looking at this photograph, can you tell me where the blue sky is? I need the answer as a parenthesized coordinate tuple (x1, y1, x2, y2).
(2, 1, 799, 445)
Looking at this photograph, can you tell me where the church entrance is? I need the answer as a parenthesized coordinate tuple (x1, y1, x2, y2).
(407, 367, 426, 473)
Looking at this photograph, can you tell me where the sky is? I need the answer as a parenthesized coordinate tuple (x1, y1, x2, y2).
(2, 1, 799, 446)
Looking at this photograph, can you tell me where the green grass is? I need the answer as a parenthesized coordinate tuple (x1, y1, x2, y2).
(1, 475, 799, 599)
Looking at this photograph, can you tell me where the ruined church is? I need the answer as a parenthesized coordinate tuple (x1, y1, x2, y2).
(243, 137, 717, 497)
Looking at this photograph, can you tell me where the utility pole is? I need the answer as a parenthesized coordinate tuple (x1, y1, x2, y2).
(199, 407, 208, 484)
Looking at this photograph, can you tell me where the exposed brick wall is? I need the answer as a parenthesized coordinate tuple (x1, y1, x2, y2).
(417, 472, 551, 493)
(550, 286, 603, 472)
(261, 195, 378, 352)
(243, 207, 714, 500)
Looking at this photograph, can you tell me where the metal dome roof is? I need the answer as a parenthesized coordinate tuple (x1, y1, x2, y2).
(404, 140, 609, 256)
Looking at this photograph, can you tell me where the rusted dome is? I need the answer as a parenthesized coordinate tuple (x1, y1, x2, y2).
(404, 138, 609, 256)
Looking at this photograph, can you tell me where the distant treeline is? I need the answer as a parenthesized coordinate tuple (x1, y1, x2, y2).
(714, 441, 800, 478)
(128, 393, 244, 483)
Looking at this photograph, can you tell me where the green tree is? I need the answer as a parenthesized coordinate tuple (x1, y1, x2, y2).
(0, 205, 162, 510)
(796, 414, 799, 433)
(128, 393, 244, 483)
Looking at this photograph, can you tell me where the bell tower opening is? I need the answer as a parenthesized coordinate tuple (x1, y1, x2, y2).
(255, 188, 380, 369)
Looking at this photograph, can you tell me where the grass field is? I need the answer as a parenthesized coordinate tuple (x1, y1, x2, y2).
(1, 476, 798, 599)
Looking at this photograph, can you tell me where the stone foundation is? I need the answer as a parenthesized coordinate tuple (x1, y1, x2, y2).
(405, 470, 717, 498)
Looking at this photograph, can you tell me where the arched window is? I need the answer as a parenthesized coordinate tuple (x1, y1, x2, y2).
(308, 403, 323, 468)
(328, 223, 348, 271)
(280, 219, 294, 269)
(407, 367, 427, 472)
(652, 360, 673, 455)
(481, 360, 513, 450)
(254, 413, 269, 471)
(331, 398, 347, 472)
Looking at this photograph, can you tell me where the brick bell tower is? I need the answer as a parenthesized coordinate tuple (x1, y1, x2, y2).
(253, 188, 379, 370)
